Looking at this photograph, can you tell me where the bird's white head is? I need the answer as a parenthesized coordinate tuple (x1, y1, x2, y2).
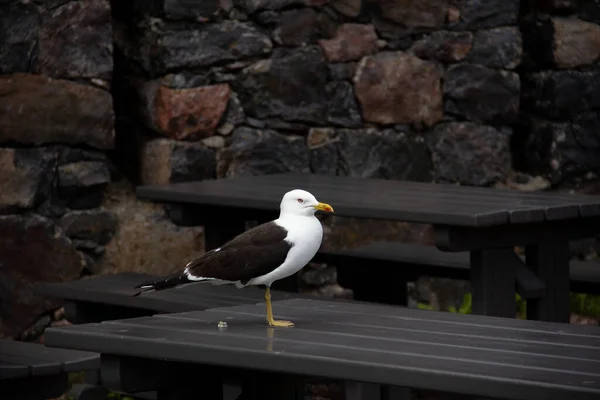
(279, 189, 334, 217)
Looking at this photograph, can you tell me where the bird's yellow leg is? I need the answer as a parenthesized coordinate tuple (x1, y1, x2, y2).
(265, 286, 294, 327)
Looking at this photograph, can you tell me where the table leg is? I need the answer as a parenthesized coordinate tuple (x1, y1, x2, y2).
(348, 263, 408, 306)
(470, 248, 516, 318)
(525, 242, 570, 323)
(345, 381, 381, 400)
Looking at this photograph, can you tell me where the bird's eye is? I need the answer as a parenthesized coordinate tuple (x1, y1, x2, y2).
(297, 198, 304, 203)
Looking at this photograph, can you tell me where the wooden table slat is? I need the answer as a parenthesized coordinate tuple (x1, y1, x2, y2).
(136, 173, 600, 226)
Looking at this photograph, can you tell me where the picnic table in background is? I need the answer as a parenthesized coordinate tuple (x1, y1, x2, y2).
(43, 298, 600, 400)
(136, 172, 600, 323)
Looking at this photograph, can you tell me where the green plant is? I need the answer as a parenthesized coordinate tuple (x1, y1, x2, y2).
(570, 293, 600, 317)
(107, 392, 136, 400)
(448, 292, 472, 314)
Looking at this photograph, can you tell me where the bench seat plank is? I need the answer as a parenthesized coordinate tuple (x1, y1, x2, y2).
(34, 272, 302, 315)
(0, 339, 99, 378)
(0, 360, 28, 379)
(316, 242, 600, 294)
(45, 298, 600, 400)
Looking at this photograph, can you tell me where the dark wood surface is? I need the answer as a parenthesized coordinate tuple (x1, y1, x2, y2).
(34, 272, 303, 314)
(317, 242, 600, 294)
(136, 173, 600, 227)
(45, 298, 600, 400)
(0, 338, 99, 379)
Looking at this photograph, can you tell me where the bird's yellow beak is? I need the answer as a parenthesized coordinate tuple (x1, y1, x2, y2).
(313, 202, 334, 213)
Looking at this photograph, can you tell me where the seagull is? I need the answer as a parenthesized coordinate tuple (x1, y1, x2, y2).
(133, 189, 334, 327)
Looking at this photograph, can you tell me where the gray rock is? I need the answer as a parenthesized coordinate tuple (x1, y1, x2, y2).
(579, 1, 600, 24)
(444, 63, 520, 124)
(448, 0, 519, 29)
(135, 20, 272, 76)
(79, 250, 99, 274)
(521, 70, 600, 120)
(273, 8, 319, 46)
(254, 10, 280, 25)
(36, 0, 113, 80)
(308, 128, 433, 181)
(338, 129, 432, 180)
(428, 122, 511, 186)
(59, 209, 118, 245)
(0, 1, 38, 74)
(234, 0, 327, 14)
(246, 117, 310, 132)
(328, 62, 357, 81)
(468, 27, 522, 69)
(372, 0, 448, 28)
(218, 92, 246, 135)
(0, 214, 82, 338)
(514, 116, 600, 184)
(0, 147, 58, 214)
(164, 0, 222, 20)
(217, 127, 309, 177)
(58, 161, 111, 209)
(72, 239, 105, 255)
(235, 47, 328, 124)
(326, 81, 362, 128)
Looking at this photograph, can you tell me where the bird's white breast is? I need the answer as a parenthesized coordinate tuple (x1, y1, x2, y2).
(247, 215, 323, 286)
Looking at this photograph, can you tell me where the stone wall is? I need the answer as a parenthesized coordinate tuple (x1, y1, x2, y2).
(0, 0, 205, 339)
(113, 0, 522, 187)
(0, 0, 116, 338)
(1, 0, 599, 339)
(515, 1, 600, 190)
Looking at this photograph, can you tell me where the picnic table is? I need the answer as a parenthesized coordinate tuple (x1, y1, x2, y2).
(43, 298, 600, 400)
(136, 173, 600, 323)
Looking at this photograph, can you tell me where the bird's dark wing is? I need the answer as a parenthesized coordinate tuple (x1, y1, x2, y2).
(185, 221, 291, 284)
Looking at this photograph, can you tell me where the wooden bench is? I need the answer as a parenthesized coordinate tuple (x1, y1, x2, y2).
(0, 338, 100, 400)
(135, 172, 600, 323)
(313, 242, 600, 305)
(43, 298, 600, 400)
(34, 272, 304, 324)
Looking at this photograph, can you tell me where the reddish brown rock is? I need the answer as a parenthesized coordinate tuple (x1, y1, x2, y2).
(318, 24, 379, 63)
(369, 0, 448, 27)
(0, 214, 82, 338)
(411, 31, 473, 63)
(0, 73, 114, 149)
(353, 51, 443, 127)
(137, 81, 230, 140)
(552, 17, 600, 68)
(36, 0, 113, 80)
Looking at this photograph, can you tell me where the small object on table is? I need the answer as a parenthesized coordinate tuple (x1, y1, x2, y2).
(133, 189, 334, 328)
